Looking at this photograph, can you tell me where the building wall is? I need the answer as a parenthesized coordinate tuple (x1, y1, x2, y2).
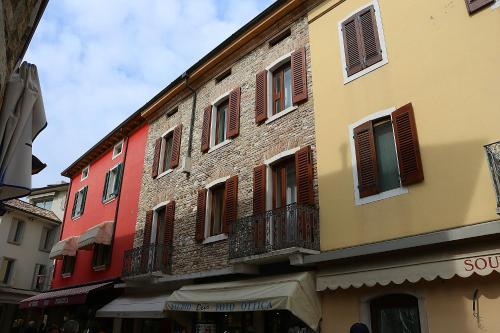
(29, 187, 69, 221)
(308, 0, 500, 250)
(0, 211, 56, 291)
(135, 14, 317, 275)
(52, 124, 148, 288)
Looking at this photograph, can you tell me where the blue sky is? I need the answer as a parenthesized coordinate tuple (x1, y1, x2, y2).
(26, 0, 275, 187)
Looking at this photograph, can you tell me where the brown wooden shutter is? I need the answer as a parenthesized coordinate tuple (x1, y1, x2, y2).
(142, 210, 153, 246)
(201, 106, 212, 153)
(295, 146, 314, 205)
(170, 125, 182, 169)
(227, 87, 241, 138)
(223, 176, 238, 233)
(151, 138, 162, 178)
(392, 103, 424, 186)
(359, 6, 382, 67)
(342, 15, 364, 77)
(291, 47, 308, 104)
(253, 165, 267, 214)
(255, 70, 268, 124)
(354, 121, 378, 198)
(195, 189, 207, 242)
(164, 201, 175, 245)
(465, 0, 494, 13)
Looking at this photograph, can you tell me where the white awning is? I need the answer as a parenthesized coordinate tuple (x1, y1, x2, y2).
(49, 236, 78, 259)
(78, 221, 114, 250)
(317, 247, 500, 291)
(0, 62, 47, 200)
(166, 272, 321, 330)
(96, 293, 171, 318)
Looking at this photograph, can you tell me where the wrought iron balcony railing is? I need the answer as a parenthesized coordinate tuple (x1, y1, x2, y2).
(485, 141, 500, 214)
(228, 203, 319, 260)
(123, 243, 171, 278)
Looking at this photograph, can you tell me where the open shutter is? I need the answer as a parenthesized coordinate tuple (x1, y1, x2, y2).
(465, 0, 494, 13)
(102, 171, 110, 202)
(71, 192, 78, 217)
(223, 176, 238, 233)
(295, 146, 314, 206)
(291, 47, 308, 104)
(255, 70, 268, 124)
(113, 164, 124, 197)
(143, 211, 153, 246)
(170, 125, 183, 169)
(227, 87, 241, 138)
(342, 15, 364, 77)
(152, 138, 162, 178)
(195, 189, 207, 242)
(80, 186, 88, 215)
(354, 121, 378, 198)
(201, 106, 212, 153)
(392, 103, 424, 186)
(253, 165, 267, 214)
(162, 201, 175, 270)
(359, 6, 382, 67)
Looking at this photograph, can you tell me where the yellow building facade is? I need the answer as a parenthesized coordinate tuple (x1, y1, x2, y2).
(306, 0, 500, 332)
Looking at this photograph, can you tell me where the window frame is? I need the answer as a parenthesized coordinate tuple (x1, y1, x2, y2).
(81, 165, 90, 181)
(338, 0, 388, 84)
(39, 227, 56, 252)
(203, 176, 230, 244)
(271, 157, 297, 209)
(0, 258, 15, 285)
(8, 219, 25, 245)
(349, 107, 408, 205)
(33, 197, 54, 210)
(72, 186, 87, 219)
(151, 201, 170, 245)
(103, 163, 122, 203)
(208, 92, 232, 153)
(157, 126, 177, 178)
(112, 140, 124, 159)
(92, 244, 112, 271)
(61, 255, 76, 278)
(32, 264, 47, 291)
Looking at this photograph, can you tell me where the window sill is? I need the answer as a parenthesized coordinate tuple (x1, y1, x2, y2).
(92, 265, 108, 272)
(102, 196, 117, 205)
(208, 139, 232, 154)
(355, 187, 408, 206)
(203, 234, 228, 244)
(157, 168, 174, 180)
(7, 241, 21, 246)
(72, 214, 82, 221)
(265, 106, 298, 125)
(343, 59, 388, 84)
(39, 248, 51, 253)
(61, 273, 72, 279)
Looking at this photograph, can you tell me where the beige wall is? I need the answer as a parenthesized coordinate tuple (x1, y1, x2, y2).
(308, 0, 500, 250)
(321, 274, 500, 333)
(29, 189, 68, 221)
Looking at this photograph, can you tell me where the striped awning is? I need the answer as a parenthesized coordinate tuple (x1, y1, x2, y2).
(78, 221, 114, 250)
(49, 236, 78, 260)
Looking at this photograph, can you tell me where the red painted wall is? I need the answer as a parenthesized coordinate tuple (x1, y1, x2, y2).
(52, 123, 148, 289)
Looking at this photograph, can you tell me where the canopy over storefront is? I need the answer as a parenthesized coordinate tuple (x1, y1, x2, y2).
(96, 292, 171, 319)
(317, 246, 500, 291)
(78, 221, 114, 250)
(165, 272, 321, 330)
(49, 236, 79, 260)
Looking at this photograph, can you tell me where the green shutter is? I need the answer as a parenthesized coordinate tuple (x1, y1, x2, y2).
(71, 192, 79, 218)
(102, 171, 110, 202)
(80, 186, 88, 215)
(113, 164, 124, 197)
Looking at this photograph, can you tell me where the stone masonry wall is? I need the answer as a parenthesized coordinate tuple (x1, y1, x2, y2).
(135, 14, 318, 276)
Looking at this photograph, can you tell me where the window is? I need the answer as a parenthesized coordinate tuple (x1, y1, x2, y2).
(272, 158, 297, 208)
(32, 264, 47, 291)
(152, 125, 182, 178)
(370, 294, 422, 333)
(340, 3, 387, 82)
(102, 163, 123, 202)
(351, 104, 424, 203)
(465, 0, 496, 14)
(72, 186, 88, 218)
(272, 63, 292, 115)
(214, 100, 228, 146)
(215, 69, 231, 84)
(112, 140, 123, 159)
(0, 258, 14, 284)
(485, 141, 500, 213)
(81, 166, 89, 180)
(39, 227, 56, 252)
(92, 244, 111, 270)
(34, 197, 53, 210)
(161, 133, 174, 173)
(61, 256, 76, 277)
(8, 219, 25, 244)
(209, 184, 225, 236)
(269, 28, 291, 47)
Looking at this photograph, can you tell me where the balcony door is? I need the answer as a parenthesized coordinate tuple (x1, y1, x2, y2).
(272, 158, 297, 247)
(152, 206, 167, 272)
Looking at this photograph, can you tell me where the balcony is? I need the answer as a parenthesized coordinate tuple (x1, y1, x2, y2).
(122, 243, 171, 279)
(485, 141, 500, 214)
(228, 203, 320, 264)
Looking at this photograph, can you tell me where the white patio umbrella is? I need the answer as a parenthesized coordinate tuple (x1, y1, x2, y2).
(0, 62, 47, 200)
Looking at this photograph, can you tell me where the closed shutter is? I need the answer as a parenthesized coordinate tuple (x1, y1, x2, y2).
(152, 138, 162, 178)
(253, 165, 267, 214)
(201, 106, 212, 153)
(291, 47, 308, 104)
(295, 146, 314, 205)
(255, 70, 268, 124)
(359, 6, 382, 67)
(465, 0, 494, 13)
(392, 103, 424, 186)
(80, 186, 88, 215)
(142, 210, 153, 247)
(170, 125, 183, 169)
(342, 15, 364, 76)
(102, 171, 110, 202)
(223, 176, 238, 233)
(226, 87, 241, 138)
(195, 189, 207, 242)
(112, 163, 124, 196)
(354, 121, 378, 198)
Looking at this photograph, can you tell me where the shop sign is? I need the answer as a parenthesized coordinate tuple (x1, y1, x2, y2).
(464, 255, 500, 272)
(167, 300, 274, 312)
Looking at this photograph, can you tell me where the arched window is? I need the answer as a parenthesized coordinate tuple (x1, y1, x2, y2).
(370, 294, 421, 333)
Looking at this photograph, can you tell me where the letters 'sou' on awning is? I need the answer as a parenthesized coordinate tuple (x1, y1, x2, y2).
(49, 236, 78, 260)
(166, 272, 321, 330)
(96, 292, 171, 319)
(78, 221, 114, 250)
(19, 282, 112, 309)
(317, 247, 500, 291)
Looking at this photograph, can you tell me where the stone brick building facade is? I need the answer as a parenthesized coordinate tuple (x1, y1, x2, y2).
(134, 10, 318, 276)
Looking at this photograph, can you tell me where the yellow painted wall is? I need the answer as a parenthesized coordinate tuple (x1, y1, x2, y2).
(321, 274, 500, 333)
(308, 0, 500, 250)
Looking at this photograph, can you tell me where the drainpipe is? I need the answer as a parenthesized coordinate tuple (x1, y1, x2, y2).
(181, 72, 196, 175)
